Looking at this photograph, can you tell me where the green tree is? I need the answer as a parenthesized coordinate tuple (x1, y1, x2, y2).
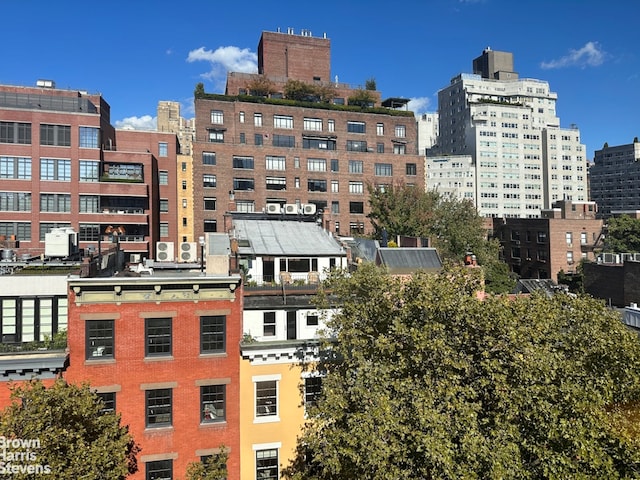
(0, 379, 139, 479)
(185, 450, 228, 480)
(347, 88, 375, 107)
(367, 183, 516, 293)
(365, 77, 377, 90)
(283, 79, 316, 101)
(604, 215, 640, 252)
(245, 76, 276, 97)
(194, 82, 205, 98)
(284, 264, 640, 479)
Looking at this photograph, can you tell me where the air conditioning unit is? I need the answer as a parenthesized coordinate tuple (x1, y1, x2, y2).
(266, 203, 281, 214)
(179, 242, 197, 262)
(284, 204, 298, 215)
(302, 203, 317, 215)
(156, 242, 174, 262)
(130, 253, 142, 263)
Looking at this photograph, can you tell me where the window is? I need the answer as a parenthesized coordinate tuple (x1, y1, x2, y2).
(203, 174, 216, 188)
(40, 158, 71, 182)
(0, 156, 31, 179)
(201, 315, 225, 353)
(327, 119, 335, 132)
(204, 197, 216, 211)
(256, 381, 277, 417)
(347, 121, 366, 133)
(181, 198, 187, 208)
(274, 115, 293, 129)
(79, 224, 99, 241)
(307, 158, 326, 172)
(377, 123, 384, 135)
(304, 376, 322, 409)
(0, 121, 31, 144)
(331, 201, 339, 213)
(348, 160, 363, 174)
(79, 161, 99, 182)
(256, 449, 278, 480)
(346, 140, 367, 152)
(395, 125, 407, 138)
(40, 194, 71, 212)
(272, 134, 295, 148)
(145, 318, 172, 357)
(86, 320, 114, 359)
(181, 162, 187, 172)
(263, 312, 276, 336)
(201, 385, 226, 422)
(79, 127, 99, 148)
(375, 163, 393, 176)
(239, 133, 245, 144)
(406, 163, 417, 176)
(239, 111, 245, 123)
(255, 133, 263, 146)
(581, 232, 588, 245)
(233, 178, 255, 191)
(376, 143, 384, 153)
(97, 392, 115, 414)
(331, 180, 339, 193)
(0, 192, 31, 212)
(233, 156, 254, 169)
(567, 251, 574, 264)
(349, 181, 364, 194)
(306, 314, 319, 326)
(308, 179, 327, 192)
(145, 389, 172, 427)
(254, 113, 263, 126)
(208, 130, 224, 143)
(566, 232, 573, 245)
(350, 202, 364, 214)
(304, 118, 322, 131)
(158, 142, 168, 157)
(159, 171, 168, 185)
(204, 220, 217, 233)
(266, 176, 286, 190)
(203, 152, 216, 165)
(537, 231, 548, 243)
(160, 222, 169, 238)
(393, 144, 406, 155)
(0, 222, 31, 241)
(210, 110, 224, 124)
(330, 159, 339, 172)
(159, 199, 169, 212)
(266, 155, 286, 170)
(146, 459, 172, 480)
(181, 181, 187, 190)
(303, 137, 335, 150)
(39, 222, 71, 241)
(40, 124, 70, 146)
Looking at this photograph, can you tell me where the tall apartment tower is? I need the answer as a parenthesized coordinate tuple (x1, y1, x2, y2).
(589, 141, 640, 218)
(192, 29, 423, 239)
(432, 49, 588, 218)
(157, 101, 196, 242)
(0, 81, 178, 261)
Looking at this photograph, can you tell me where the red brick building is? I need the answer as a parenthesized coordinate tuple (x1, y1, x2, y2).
(493, 200, 603, 281)
(192, 29, 422, 239)
(65, 273, 243, 479)
(0, 81, 178, 261)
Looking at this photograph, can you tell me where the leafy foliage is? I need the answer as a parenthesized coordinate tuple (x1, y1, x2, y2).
(245, 76, 276, 97)
(194, 82, 205, 98)
(284, 264, 640, 479)
(283, 80, 336, 103)
(367, 183, 516, 293)
(185, 450, 228, 480)
(604, 215, 640, 253)
(0, 379, 139, 479)
(365, 77, 377, 90)
(347, 88, 376, 107)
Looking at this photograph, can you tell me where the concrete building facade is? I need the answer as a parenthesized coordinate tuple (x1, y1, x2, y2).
(589, 140, 640, 218)
(192, 30, 423, 240)
(434, 49, 588, 218)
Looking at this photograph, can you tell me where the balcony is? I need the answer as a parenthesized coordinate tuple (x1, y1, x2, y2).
(243, 272, 325, 294)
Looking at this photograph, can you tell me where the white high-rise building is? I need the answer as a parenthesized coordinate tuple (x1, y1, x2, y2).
(417, 112, 439, 156)
(431, 48, 588, 218)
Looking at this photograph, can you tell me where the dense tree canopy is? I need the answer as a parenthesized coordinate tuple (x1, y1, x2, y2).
(367, 183, 516, 293)
(0, 379, 139, 479)
(284, 264, 640, 479)
(604, 215, 640, 253)
(185, 450, 228, 480)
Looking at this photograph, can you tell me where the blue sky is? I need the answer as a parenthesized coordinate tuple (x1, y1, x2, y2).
(3, 0, 638, 158)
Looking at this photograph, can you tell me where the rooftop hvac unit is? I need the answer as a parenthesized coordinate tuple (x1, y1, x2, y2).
(130, 253, 142, 263)
(156, 242, 174, 262)
(266, 203, 281, 214)
(179, 242, 197, 262)
(284, 204, 298, 215)
(302, 203, 317, 215)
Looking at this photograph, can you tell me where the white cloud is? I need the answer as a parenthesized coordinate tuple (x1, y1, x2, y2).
(540, 41, 606, 69)
(408, 97, 431, 114)
(187, 45, 258, 92)
(114, 115, 157, 131)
